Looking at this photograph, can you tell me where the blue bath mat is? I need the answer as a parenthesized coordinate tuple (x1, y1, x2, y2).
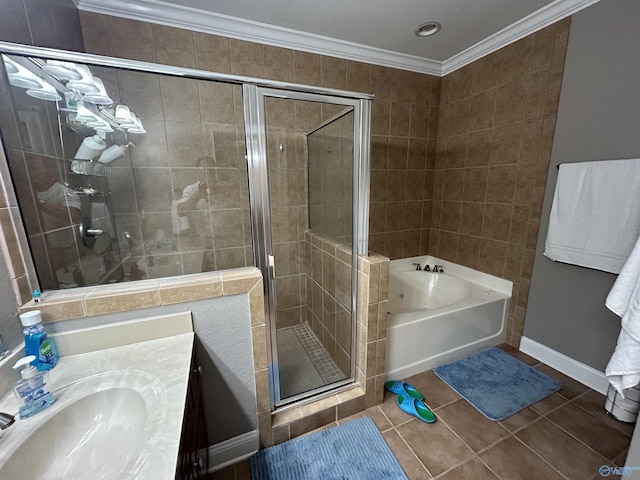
(250, 417, 407, 479)
(434, 347, 561, 421)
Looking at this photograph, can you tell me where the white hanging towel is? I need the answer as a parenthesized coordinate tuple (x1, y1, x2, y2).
(544, 158, 640, 274)
(605, 235, 640, 397)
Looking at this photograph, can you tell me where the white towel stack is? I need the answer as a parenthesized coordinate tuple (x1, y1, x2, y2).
(544, 158, 640, 274)
(605, 235, 640, 397)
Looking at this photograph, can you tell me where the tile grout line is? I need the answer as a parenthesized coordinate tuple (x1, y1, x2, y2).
(570, 389, 634, 438)
(376, 405, 434, 478)
(424, 406, 486, 476)
(391, 421, 435, 479)
(542, 406, 625, 465)
(510, 433, 572, 480)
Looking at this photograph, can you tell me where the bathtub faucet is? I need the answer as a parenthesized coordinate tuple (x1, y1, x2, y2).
(412, 262, 422, 271)
(433, 265, 444, 273)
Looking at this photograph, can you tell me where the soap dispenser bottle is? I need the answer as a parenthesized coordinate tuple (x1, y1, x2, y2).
(12, 356, 56, 419)
(19, 310, 58, 371)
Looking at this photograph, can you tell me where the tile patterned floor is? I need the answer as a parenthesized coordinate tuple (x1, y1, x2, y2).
(209, 344, 634, 480)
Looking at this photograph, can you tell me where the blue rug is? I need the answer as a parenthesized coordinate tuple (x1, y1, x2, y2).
(434, 347, 561, 421)
(251, 417, 408, 479)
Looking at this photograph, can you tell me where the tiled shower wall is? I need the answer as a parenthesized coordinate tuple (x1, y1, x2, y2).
(303, 231, 353, 376)
(430, 20, 570, 345)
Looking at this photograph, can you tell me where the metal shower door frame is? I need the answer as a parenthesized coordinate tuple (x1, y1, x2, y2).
(243, 85, 371, 409)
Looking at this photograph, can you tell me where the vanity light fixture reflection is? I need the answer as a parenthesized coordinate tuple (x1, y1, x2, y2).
(41, 60, 82, 81)
(126, 117, 146, 135)
(114, 104, 131, 122)
(66, 64, 99, 95)
(3, 56, 42, 89)
(83, 77, 113, 106)
(2, 56, 18, 74)
(26, 79, 62, 102)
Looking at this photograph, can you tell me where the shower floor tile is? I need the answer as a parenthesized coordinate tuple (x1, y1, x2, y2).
(212, 343, 634, 480)
(290, 323, 346, 385)
(277, 323, 346, 399)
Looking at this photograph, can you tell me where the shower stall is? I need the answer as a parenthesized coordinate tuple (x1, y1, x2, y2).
(0, 42, 371, 409)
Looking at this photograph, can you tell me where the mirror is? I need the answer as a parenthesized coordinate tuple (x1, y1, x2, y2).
(0, 53, 253, 290)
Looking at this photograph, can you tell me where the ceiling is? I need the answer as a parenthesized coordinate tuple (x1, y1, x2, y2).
(77, 0, 601, 75)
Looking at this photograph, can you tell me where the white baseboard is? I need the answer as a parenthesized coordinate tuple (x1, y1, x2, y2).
(519, 336, 609, 395)
(206, 430, 259, 473)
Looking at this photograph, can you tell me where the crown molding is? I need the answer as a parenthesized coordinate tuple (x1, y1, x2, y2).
(78, 0, 600, 77)
(77, 0, 444, 75)
(442, 0, 601, 75)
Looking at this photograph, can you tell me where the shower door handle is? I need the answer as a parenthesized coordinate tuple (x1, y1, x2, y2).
(268, 254, 276, 279)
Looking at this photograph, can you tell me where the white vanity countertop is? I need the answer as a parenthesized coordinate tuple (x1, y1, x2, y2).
(0, 312, 194, 479)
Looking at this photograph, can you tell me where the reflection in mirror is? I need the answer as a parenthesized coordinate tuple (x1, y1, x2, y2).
(0, 54, 253, 291)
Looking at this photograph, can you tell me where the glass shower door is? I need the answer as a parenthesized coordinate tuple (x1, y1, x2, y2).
(245, 85, 367, 408)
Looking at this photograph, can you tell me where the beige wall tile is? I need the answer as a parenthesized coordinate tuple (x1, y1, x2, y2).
(20, 300, 85, 322)
(84, 290, 161, 316)
(229, 39, 264, 77)
(159, 279, 222, 305)
(153, 24, 195, 68)
(263, 45, 294, 82)
(293, 51, 321, 86)
(289, 408, 336, 438)
(79, 11, 113, 56)
(108, 16, 156, 62)
(251, 324, 267, 371)
(194, 33, 231, 73)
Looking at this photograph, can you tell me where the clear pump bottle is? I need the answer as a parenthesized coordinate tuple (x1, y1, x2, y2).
(12, 355, 56, 419)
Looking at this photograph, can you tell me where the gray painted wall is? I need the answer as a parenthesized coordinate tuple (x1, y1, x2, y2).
(524, 0, 640, 371)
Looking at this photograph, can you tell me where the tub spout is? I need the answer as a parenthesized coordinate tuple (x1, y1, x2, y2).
(412, 263, 422, 271)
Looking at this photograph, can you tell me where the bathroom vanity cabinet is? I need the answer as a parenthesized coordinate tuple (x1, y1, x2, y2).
(176, 357, 208, 479)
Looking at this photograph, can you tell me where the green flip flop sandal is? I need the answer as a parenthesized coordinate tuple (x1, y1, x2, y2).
(384, 380, 424, 401)
(397, 394, 436, 423)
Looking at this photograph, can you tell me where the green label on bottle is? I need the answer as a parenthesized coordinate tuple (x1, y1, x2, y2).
(40, 340, 54, 363)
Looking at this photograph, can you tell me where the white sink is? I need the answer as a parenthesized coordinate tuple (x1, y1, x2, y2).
(0, 315, 193, 480)
(0, 370, 166, 479)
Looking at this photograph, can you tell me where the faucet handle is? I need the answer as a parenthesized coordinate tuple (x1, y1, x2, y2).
(0, 412, 15, 430)
(433, 265, 444, 273)
(411, 262, 422, 271)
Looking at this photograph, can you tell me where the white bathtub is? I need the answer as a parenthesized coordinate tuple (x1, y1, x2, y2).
(385, 255, 513, 380)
